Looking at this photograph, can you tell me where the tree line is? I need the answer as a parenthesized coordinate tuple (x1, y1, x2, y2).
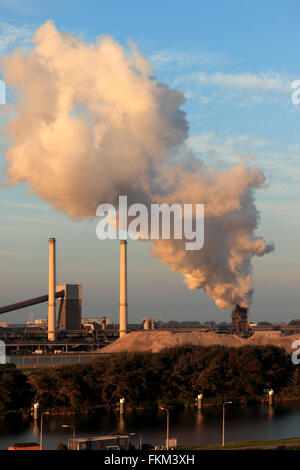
(1, 345, 300, 413)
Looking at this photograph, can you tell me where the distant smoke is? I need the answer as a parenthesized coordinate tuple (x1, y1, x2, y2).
(1, 21, 274, 309)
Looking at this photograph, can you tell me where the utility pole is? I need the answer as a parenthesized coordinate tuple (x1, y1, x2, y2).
(222, 401, 232, 447)
(160, 407, 169, 450)
(40, 411, 50, 450)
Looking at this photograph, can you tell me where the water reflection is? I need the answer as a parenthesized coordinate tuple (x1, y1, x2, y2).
(32, 420, 39, 437)
(118, 414, 126, 434)
(196, 410, 204, 426)
(268, 404, 275, 421)
(1, 403, 300, 450)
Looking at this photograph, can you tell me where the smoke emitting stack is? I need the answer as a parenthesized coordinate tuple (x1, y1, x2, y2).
(231, 304, 249, 335)
(48, 237, 56, 341)
(119, 240, 128, 338)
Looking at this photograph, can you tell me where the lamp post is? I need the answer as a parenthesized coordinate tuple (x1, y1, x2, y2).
(62, 424, 76, 441)
(222, 401, 232, 448)
(129, 432, 142, 450)
(119, 397, 126, 415)
(160, 407, 169, 450)
(40, 411, 50, 450)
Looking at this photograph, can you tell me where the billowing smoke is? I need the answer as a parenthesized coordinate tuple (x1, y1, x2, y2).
(1, 21, 274, 309)
(152, 162, 274, 308)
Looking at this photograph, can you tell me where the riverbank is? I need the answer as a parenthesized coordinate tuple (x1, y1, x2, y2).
(4, 395, 300, 423)
(2, 344, 300, 420)
(180, 437, 300, 450)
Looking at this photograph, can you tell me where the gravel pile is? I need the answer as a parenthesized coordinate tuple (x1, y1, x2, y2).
(100, 330, 300, 354)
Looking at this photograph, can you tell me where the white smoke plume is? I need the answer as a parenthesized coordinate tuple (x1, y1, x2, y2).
(1, 21, 274, 309)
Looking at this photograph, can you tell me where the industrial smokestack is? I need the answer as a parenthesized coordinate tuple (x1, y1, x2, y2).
(119, 240, 128, 338)
(231, 304, 249, 335)
(48, 237, 56, 341)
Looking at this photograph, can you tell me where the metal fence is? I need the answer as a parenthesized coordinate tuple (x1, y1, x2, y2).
(7, 353, 104, 368)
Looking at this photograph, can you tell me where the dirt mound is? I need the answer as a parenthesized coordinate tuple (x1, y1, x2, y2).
(248, 333, 300, 352)
(100, 330, 300, 354)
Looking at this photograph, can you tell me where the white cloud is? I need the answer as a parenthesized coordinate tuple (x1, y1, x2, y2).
(187, 132, 268, 160)
(0, 21, 33, 54)
(175, 71, 292, 94)
(188, 131, 300, 188)
(4, 202, 50, 211)
(149, 48, 224, 69)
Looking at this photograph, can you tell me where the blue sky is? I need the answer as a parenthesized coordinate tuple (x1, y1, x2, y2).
(0, 0, 299, 324)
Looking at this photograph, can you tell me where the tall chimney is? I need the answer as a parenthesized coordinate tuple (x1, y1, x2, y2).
(48, 238, 56, 341)
(119, 240, 128, 338)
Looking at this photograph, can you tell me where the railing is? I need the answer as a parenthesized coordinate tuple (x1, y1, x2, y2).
(7, 352, 110, 368)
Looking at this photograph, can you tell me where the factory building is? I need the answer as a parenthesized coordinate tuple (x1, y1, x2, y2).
(57, 284, 82, 331)
(0, 237, 120, 354)
(142, 318, 156, 330)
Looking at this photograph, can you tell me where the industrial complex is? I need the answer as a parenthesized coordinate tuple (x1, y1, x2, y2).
(0, 238, 116, 354)
(0, 237, 299, 358)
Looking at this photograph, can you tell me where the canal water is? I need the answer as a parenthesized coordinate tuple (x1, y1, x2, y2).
(1, 403, 300, 450)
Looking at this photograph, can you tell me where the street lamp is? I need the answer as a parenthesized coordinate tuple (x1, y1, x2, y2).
(62, 424, 76, 441)
(129, 432, 142, 450)
(160, 407, 169, 450)
(222, 401, 232, 448)
(40, 411, 50, 450)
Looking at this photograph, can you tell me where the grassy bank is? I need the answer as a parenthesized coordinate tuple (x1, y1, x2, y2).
(179, 437, 300, 450)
